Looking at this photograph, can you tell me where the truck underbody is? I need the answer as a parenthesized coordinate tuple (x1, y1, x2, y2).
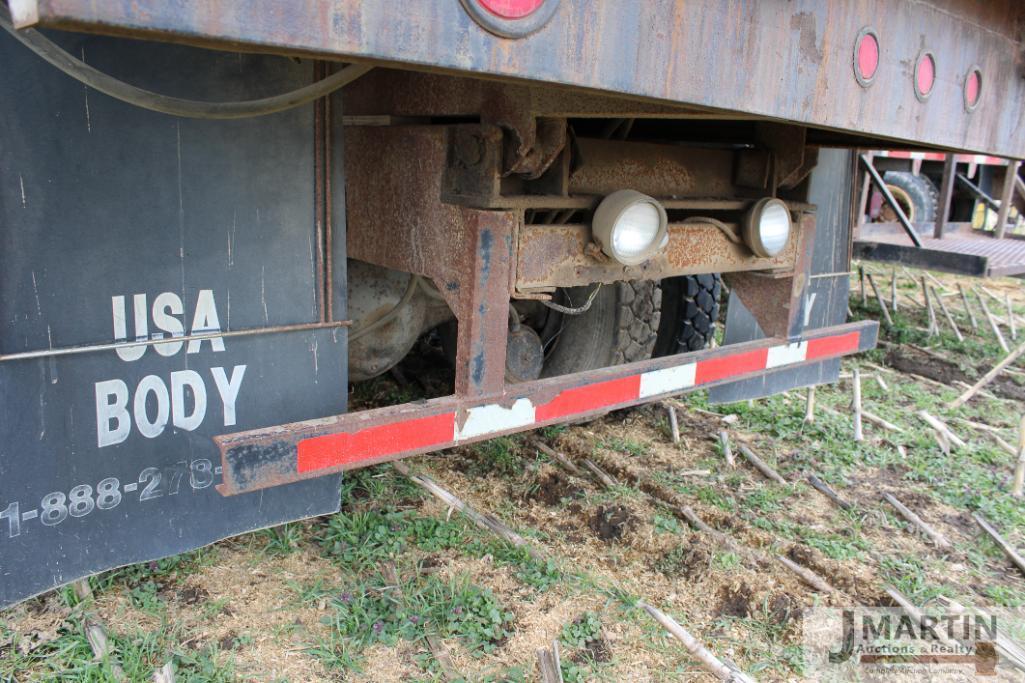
(1, 0, 1022, 607)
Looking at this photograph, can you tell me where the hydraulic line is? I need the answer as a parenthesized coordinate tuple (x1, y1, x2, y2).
(539, 284, 603, 315)
(348, 275, 424, 343)
(681, 216, 741, 243)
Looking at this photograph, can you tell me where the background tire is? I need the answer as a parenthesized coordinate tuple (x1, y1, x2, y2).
(880, 171, 938, 224)
(653, 274, 722, 355)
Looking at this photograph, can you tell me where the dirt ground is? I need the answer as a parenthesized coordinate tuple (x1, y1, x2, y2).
(4, 265, 1025, 681)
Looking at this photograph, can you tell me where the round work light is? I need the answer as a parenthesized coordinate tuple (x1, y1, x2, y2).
(591, 190, 669, 266)
(742, 198, 792, 257)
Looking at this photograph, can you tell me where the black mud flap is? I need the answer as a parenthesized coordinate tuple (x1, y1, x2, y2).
(709, 149, 854, 403)
(0, 32, 347, 608)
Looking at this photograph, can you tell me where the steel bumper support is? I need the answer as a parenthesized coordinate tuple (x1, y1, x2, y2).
(214, 320, 877, 495)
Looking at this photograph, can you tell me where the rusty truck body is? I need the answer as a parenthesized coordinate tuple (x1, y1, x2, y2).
(1, 0, 1023, 607)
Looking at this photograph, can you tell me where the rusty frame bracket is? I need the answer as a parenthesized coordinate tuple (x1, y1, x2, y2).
(345, 124, 515, 398)
(724, 213, 816, 339)
(451, 210, 513, 398)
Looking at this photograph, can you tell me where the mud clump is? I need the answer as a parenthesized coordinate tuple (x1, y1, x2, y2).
(885, 349, 967, 386)
(177, 584, 209, 606)
(886, 349, 1025, 402)
(529, 472, 574, 506)
(582, 637, 612, 663)
(768, 593, 798, 626)
(589, 505, 635, 542)
(717, 582, 754, 618)
(787, 544, 817, 567)
(655, 540, 711, 578)
(218, 630, 239, 651)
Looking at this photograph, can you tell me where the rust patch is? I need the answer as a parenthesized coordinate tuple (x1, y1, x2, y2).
(790, 11, 823, 64)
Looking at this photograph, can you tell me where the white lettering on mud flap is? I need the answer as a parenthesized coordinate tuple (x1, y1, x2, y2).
(96, 289, 245, 447)
(803, 291, 818, 328)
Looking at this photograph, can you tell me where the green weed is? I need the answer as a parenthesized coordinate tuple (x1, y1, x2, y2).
(560, 611, 602, 650)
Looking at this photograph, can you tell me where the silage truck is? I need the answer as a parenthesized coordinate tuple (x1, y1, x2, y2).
(0, 0, 1023, 607)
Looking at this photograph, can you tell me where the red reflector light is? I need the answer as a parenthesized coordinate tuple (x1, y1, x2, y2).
(915, 51, 935, 100)
(477, 0, 544, 19)
(854, 29, 879, 86)
(461, 0, 557, 38)
(965, 68, 982, 111)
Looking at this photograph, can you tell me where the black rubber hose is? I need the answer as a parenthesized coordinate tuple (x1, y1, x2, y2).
(0, 9, 371, 119)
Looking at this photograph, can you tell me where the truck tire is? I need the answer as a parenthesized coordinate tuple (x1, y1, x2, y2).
(881, 171, 938, 224)
(540, 281, 661, 377)
(653, 274, 722, 355)
(437, 281, 662, 379)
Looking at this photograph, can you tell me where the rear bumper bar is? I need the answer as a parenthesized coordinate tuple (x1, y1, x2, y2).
(215, 320, 877, 495)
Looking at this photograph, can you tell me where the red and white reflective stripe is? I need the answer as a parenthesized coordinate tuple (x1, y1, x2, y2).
(296, 330, 861, 474)
(296, 412, 456, 473)
(875, 151, 945, 162)
(873, 150, 1006, 166)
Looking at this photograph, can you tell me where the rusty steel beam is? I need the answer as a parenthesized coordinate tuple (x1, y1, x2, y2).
(345, 124, 515, 397)
(567, 138, 739, 198)
(515, 217, 802, 292)
(213, 320, 878, 495)
(995, 161, 1021, 240)
(11, 1, 1025, 158)
(453, 210, 514, 398)
(345, 125, 472, 295)
(343, 70, 707, 122)
(934, 153, 957, 239)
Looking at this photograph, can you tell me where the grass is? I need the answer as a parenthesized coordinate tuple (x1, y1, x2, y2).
(652, 512, 683, 535)
(693, 484, 735, 511)
(558, 611, 609, 681)
(559, 611, 602, 650)
(601, 436, 648, 458)
(311, 572, 514, 664)
(2, 617, 237, 682)
(742, 486, 791, 513)
(466, 437, 524, 477)
(257, 523, 307, 556)
(712, 552, 742, 571)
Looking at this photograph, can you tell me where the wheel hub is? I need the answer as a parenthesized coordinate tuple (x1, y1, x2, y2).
(505, 325, 545, 382)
